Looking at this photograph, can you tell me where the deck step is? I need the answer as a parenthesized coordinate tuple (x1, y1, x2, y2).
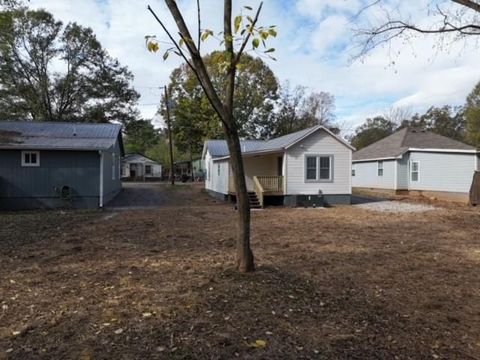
(247, 192, 262, 209)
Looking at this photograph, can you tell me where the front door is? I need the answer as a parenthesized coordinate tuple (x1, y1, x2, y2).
(277, 156, 283, 176)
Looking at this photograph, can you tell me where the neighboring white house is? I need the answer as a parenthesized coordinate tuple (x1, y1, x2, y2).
(121, 153, 162, 180)
(352, 127, 480, 201)
(202, 125, 354, 207)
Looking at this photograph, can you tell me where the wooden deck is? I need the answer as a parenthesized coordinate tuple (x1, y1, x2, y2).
(229, 176, 284, 208)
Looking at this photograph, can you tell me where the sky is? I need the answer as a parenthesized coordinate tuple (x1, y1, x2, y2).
(27, 0, 480, 132)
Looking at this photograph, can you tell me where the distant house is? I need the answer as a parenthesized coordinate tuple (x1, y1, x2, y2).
(202, 125, 354, 207)
(0, 121, 123, 210)
(122, 153, 162, 180)
(352, 127, 480, 202)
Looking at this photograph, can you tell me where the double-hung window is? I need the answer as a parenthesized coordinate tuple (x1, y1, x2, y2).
(21, 151, 40, 167)
(377, 161, 384, 176)
(410, 161, 419, 181)
(305, 155, 333, 182)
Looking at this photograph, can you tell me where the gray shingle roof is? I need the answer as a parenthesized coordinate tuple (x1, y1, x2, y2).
(353, 127, 476, 161)
(205, 125, 353, 159)
(0, 121, 122, 151)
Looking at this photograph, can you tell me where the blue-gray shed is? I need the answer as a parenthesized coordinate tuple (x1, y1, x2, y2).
(0, 121, 124, 210)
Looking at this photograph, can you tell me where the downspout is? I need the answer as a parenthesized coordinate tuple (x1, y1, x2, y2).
(99, 150, 104, 208)
(394, 159, 398, 191)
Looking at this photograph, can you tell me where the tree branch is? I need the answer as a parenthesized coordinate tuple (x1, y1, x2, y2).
(196, 0, 201, 51)
(451, 0, 480, 13)
(234, 2, 263, 65)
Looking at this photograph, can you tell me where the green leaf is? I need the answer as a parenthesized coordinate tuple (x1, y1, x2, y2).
(201, 30, 211, 42)
(252, 38, 259, 49)
(260, 31, 268, 40)
(163, 51, 169, 60)
(179, 38, 185, 47)
(243, 6, 253, 10)
(268, 28, 277, 37)
(234, 15, 242, 34)
(265, 48, 275, 53)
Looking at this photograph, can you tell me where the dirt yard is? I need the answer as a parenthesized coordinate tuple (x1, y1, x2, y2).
(1, 184, 479, 359)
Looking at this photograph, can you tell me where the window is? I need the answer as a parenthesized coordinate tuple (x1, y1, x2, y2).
(306, 156, 317, 180)
(411, 161, 419, 182)
(145, 165, 152, 175)
(21, 151, 40, 167)
(305, 155, 333, 182)
(112, 153, 116, 180)
(377, 161, 384, 176)
(217, 164, 221, 176)
(352, 164, 356, 177)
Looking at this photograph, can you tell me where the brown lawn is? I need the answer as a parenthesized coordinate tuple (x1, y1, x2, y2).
(1, 184, 479, 359)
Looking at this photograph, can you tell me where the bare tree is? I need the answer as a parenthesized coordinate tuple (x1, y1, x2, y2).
(302, 91, 336, 126)
(355, 0, 480, 55)
(383, 106, 412, 126)
(146, 1, 276, 272)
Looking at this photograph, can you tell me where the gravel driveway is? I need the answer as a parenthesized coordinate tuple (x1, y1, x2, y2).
(354, 200, 437, 213)
(106, 182, 169, 210)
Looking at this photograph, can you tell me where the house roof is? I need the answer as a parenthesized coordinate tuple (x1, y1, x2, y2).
(353, 127, 477, 162)
(204, 125, 354, 160)
(0, 121, 123, 153)
(123, 153, 160, 164)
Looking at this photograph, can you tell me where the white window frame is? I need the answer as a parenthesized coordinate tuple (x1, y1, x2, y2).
(410, 161, 419, 182)
(377, 161, 384, 177)
(21, 151, 40, 167)
(304, 155, 334, 183)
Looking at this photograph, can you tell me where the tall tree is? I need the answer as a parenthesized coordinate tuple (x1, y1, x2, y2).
(465, 81, 480, 147)
(147, 1, 277, 272)
(399, 106, 466, 141)
(166, 51, 278, 147)
(124, 119, 161, 154)
(0, 7, 139, 123)
(350, 116, 397, 150)
(266, 82, 337, 137)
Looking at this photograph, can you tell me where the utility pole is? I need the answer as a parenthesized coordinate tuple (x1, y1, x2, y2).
(163, 86, 175, 185)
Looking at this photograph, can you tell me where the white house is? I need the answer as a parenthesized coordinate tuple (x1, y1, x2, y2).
(121, 153, 162, 180)
(202, 125, 354, 207)
(352, 127, 480, 202)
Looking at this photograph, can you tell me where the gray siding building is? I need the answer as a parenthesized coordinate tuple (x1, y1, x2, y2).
(352, 127, 479, 201)
(0, 122, 124, 210)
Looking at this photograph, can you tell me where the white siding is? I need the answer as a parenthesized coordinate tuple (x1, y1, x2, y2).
(408, 152, 476, 193)
(205, 150, 230, 195)
(397, 154, 409, 190)
(286, 129, 351, 195)
(352, 160, 396, 189)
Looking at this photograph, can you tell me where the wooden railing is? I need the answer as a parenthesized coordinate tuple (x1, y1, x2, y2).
(253, 176, 265, 208)
(256, 176, 284, 192)
(253, 176, 284, 208)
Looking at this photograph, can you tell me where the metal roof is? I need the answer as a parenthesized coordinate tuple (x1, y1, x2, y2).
(205, 125, 353, 159)
(0, 121, 122, 151)
(124, 153, 160, 164)
(353, 127, 476, 161)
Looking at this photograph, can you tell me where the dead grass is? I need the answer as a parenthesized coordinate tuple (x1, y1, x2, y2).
(1, 184, 480, 359)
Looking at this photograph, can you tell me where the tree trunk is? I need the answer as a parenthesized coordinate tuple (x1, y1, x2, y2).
(224, 125, 254, 272)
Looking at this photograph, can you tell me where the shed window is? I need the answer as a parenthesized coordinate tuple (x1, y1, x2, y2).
(377, 161, 384, 176)
(352, 164, 356, 177)
(411, 161, 419, 182)
(305, 155, 333, 182)
(217, 164, 220, 176)
(145, 165, 152, 175)
(21, 151, 40, 167)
